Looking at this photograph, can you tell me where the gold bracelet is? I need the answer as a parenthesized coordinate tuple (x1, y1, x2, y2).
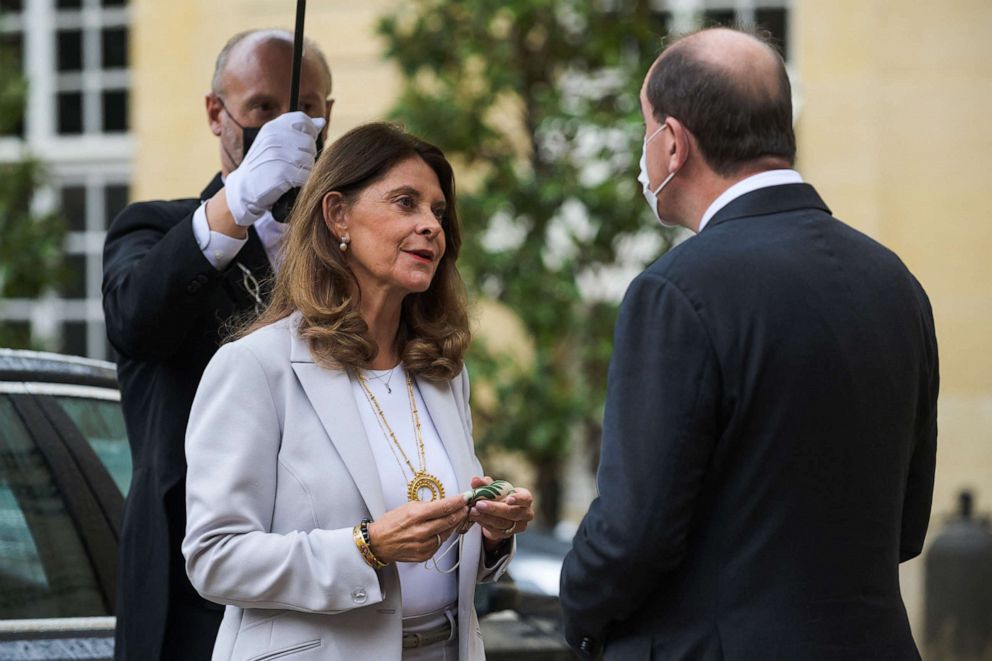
(353, 523, 386, 569)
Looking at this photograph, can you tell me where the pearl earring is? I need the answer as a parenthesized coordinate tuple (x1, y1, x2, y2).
(339, 236, 349, 252)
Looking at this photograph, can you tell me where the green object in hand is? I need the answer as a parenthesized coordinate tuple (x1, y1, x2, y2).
(463, 480, 515, 507)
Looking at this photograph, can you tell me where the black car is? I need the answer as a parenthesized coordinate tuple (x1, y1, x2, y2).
(0, 348, 128, 657)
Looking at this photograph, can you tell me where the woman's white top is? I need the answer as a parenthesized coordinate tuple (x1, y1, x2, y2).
(350, 365, 460, 617)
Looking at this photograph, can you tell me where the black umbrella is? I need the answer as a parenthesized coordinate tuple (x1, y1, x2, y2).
(271, 0, 309, 222)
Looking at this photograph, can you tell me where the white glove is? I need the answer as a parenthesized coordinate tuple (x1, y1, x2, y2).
(224, 111, 327, 227)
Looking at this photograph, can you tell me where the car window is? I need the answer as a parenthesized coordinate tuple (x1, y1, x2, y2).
(53, 396, 131, 496)
(0, 396, 106, 618)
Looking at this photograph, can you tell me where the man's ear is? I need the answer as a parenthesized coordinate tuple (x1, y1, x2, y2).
(322, 191, 348, 237)
(206, 94, 223, 137)
(666, 117, 692, 173)
(317, 98, 333, 147)
(324, 98, 334, 126)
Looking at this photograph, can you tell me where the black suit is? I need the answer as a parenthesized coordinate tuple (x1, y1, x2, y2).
(102, 175, 273, 660)
(560, 184, 938, 660)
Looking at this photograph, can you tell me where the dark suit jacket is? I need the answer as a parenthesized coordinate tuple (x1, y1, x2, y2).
(559, 184, 938, 660)
(102, 175, 274, 661)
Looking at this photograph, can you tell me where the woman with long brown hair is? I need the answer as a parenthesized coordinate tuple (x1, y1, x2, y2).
(182, 122, 534, 660)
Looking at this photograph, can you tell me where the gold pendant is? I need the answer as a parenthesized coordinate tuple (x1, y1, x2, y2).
(408, 471, 445, 502)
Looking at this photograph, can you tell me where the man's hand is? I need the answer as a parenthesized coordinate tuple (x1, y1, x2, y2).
(224, 111, 326, 227)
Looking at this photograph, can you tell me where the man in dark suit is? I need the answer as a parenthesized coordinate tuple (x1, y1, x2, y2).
(560, 27, 937, 660)
(102, 30, 331, 660)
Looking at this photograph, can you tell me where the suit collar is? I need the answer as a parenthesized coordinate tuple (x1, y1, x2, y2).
(200, 173, 224, 201)
(702, 183, 831, 231)
(216, 227, 271, 309)
(236, 229, 272, 277)
(287, 314, 474, 513)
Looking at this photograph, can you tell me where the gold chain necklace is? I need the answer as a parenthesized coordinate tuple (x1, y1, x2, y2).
(356, 368, 446, 502)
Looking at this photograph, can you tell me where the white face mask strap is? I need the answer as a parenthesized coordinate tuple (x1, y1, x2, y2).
(645, 123, 675, 195)
(652, 169, 677, 196)
(645, 124, 666, 144)
(425, 532, 463, 574)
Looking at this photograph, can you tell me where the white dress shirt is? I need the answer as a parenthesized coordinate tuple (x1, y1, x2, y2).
(350, 365, 460, 617)
(192, 200, 287, 271)
(698, 169, 804, 232)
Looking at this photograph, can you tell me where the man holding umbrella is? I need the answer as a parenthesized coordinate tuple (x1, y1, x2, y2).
(102, 28, 332, 660)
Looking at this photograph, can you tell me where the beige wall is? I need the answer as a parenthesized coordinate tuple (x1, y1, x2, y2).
(130, 0, 400, 201)
(794, 0, 992, 636)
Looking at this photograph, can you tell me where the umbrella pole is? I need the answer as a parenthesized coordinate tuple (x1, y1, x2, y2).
(289, 0, 306, 112)
(271, 0, 308, 223)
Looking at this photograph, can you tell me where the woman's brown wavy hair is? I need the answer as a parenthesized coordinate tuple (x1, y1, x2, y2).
(236, 122, 469, 381)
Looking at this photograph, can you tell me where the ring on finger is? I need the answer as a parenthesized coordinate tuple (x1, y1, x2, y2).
(435, 533, 442, 550)
(501, 522, 515, 536)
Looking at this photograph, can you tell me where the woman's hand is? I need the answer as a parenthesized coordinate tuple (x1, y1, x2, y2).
(367, 495, 468, 564)
(467, 476, 535, 553)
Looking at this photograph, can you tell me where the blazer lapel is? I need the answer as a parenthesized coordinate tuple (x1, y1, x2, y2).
(415, 376, 475, 493)
(288, 323, 387, 519)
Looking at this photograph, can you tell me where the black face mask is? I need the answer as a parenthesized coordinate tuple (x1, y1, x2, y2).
(221, 103, 323, 167)
(241, 125, 264, 159)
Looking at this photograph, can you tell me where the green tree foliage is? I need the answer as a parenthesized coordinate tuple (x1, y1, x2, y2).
(380, 1, 673, 525)
(0, 15, 66, 347)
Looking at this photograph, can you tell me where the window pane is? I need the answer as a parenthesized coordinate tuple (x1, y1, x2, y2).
(57, 91, 83, 135)
(60, 255, 86, 300)
(702, 9, 735, 27)
(653, 10, 672, 40)
(0, 0, 24, 12)
(60, 185, 87, 232)
(101, 0, 127, 5)
(56, 29, 83, 73)
(104, 184, 128, 229)
(756, 8, 789, 60)
(55, 0, 83, 8)
(101, 89, 127, 132)
(0, 397, 105, 618)
(0, 322, 31, 350)
(54, 398, 131, 496)
(61, 321, 87, 357)
(101, 27, 127, 69)
(0, 31, 23, 70)
(0, 32, 25, 137)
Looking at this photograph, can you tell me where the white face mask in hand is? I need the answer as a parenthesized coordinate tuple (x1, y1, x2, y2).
(638, 124, 679, 228)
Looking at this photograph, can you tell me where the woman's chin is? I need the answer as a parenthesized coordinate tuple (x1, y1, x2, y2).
(398, 278, 434, 296)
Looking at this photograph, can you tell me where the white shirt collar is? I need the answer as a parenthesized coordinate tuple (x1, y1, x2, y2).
(697, 169, 804, 232)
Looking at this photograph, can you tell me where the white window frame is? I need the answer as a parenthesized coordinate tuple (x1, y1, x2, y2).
(0, 0, 132, 361)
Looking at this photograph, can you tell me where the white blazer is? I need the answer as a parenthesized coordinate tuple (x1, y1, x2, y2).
(183, 314, 513, 660)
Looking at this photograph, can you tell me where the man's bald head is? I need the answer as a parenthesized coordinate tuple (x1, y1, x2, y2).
(211, 29, 332, 99)
(644, 27, 795, 177)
